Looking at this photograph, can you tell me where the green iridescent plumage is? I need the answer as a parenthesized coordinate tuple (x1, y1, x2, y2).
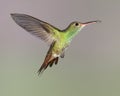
(11, 13, 100, 74)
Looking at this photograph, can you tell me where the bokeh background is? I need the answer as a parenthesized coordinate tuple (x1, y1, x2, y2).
(0, 0, 120, 96)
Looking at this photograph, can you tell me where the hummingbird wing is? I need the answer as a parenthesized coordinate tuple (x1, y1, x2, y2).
(11, 13, 60, 45)
(38, 41, 59, 75)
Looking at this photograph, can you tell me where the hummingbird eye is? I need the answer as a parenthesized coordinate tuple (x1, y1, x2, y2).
(75, 22, 79, 26)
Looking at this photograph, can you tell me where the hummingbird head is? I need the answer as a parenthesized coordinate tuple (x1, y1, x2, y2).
(65, 20, 101, 40)
(69, 20, 101, 32)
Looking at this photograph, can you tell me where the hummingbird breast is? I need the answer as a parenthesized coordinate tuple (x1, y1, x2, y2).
(53, 40, 69, 58)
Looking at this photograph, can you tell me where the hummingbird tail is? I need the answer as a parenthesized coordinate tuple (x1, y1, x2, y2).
(37, 41, 59, 75)
(37, 57, 59, 75)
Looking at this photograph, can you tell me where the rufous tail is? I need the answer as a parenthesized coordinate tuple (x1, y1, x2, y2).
(38, 55, 59, 75)
(38, 41, 59, 75)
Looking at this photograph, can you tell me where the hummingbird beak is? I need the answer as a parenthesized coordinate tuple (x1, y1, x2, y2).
(81, 20, 101, 27)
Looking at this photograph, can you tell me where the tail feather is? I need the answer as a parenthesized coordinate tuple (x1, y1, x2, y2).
(49, 57, 59, 67)
(38, 57, 59, 75)
(55, 57, 59, 64)
(37, 41, 60, 75)
(49, 59, 55, 67)
(37, 62, 46, 75)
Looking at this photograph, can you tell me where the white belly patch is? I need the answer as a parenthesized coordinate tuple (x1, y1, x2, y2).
(53, 54, 60, 57)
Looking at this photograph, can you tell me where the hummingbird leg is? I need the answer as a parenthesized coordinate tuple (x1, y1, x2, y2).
(60, 52, 65, 58)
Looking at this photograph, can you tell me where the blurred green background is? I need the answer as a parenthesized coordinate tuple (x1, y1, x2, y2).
(0, 0, 120, 96)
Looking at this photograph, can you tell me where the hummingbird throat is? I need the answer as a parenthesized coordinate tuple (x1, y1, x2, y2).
(67, 27, 84, 41)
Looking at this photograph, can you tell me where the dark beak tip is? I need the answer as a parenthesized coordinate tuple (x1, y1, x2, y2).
(96, 20, 102, 23)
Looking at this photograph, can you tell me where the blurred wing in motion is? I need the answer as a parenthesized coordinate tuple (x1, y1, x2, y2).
(11, 13, 60, 45)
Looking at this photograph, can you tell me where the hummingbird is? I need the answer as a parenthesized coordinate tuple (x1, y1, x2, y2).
(11, 13, 100, 75)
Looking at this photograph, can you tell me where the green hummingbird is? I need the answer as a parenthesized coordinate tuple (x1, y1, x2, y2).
(11, 13, 100, 75)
